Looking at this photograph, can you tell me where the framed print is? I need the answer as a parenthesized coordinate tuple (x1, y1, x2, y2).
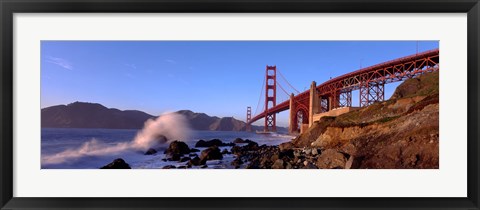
(1, 0, 479, 209)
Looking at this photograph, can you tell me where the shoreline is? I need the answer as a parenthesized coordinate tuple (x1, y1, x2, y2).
(100, 137, 324, 169)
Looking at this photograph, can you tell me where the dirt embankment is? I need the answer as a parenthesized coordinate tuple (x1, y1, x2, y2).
(288, 71, 439, 169)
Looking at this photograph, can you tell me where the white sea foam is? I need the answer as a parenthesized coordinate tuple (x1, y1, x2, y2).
(42, 112, 191, 165)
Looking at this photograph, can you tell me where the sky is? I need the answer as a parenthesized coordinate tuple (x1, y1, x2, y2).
(41, 41, 439, 127)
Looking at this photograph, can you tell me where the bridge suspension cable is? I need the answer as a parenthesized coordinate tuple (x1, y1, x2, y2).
(276, 80, 291, 99)
(277, 69, 300, 94)
(254, 75, 266, 116)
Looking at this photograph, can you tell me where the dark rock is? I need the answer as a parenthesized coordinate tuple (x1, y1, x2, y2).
(244, 141, 259, 151)
(285, 162, 293, 169)
(221, 149, 230, 154)
(162, 165, 176, 169)
(179, 157, 191, 162)
(244, 145, 279, 169)
(168, 154, 182, 161)
(279, 149, 295, 159)
(244, 139, 258, 145)
(177, 166, 187, 169)
(187, 156, 205, 166)
(201, 165, 208, 168)
(231, 158, 244, 169)
(195, 139, 234, 147)
(233, 138, 246, 143)
(164, 140, 190, 156)
(161, 158, 167, 162)
(246, 163, 260, 169)
(189, 153, 198, 157)
(200, 146, 223, 162)
(144, 148, 157, 155)
(303, 162, 318, 169)
(190, 148, 200, 153)
(231, 146, 242, 155)
(195, 139, 221, 147)
(100, 158, 131, 169)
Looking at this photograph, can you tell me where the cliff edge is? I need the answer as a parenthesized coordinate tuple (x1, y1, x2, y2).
(289, 71, 439, 169)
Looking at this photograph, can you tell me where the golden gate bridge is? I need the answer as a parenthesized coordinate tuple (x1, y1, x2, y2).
(246, 48, 439, 133)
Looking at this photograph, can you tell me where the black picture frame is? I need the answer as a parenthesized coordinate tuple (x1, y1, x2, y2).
(1, 0, 479, 209)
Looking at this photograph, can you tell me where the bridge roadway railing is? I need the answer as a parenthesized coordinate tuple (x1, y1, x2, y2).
(316, 49, 439, 95)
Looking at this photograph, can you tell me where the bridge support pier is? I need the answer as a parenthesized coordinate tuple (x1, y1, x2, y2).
(289, 93, 296, 133)
(320, 97, 329, 113)
(309, 81, 319, 127)
(360, 82, 385, 107)
(339, 90, 352, 107)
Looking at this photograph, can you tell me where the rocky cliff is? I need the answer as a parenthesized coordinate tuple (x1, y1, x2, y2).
(288, 71, 439, 169)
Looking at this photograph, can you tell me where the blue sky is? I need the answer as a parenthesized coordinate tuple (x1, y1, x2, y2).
(41, 41, 438, 127)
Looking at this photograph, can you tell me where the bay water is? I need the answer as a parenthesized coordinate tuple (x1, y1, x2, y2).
(41, 128, 293, 169)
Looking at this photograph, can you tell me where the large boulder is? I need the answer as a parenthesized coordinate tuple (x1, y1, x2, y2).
(221, 148, 230, 154)
(179, 157, 191, 162)
(195, 139, 234, 147)
(233, 138, 246, 144)
(279, 142, 294, 151)
(162, 165, 176, 169)
(231, 158, 244, 169)
(200, 146, 223, 162)
(100, 158, 131, 169)
(279, 149, 295, 159)
(316, 149, 347, 169)
(244, 141, 259, 151)
(168, 154, 182, 161)
(164, 141, 190, 156)
(271, 159, 285, 169)
(187, 156, 205, 166)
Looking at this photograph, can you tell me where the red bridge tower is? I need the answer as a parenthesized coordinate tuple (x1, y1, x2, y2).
(264, 65, 277, 132)
(246, 106, 252, 132)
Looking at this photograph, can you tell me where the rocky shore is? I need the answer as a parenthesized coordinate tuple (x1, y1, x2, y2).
(100, 138, 329, 169)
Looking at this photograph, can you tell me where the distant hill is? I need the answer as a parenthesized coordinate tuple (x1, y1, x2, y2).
(41, 102, 287, 132)
(174, 110, 282, 132)
(41, 102, 154, 129)
(175, 110, 219, 130)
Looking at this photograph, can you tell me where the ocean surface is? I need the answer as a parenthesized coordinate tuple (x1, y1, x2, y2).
(41, 128, 294, 169)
